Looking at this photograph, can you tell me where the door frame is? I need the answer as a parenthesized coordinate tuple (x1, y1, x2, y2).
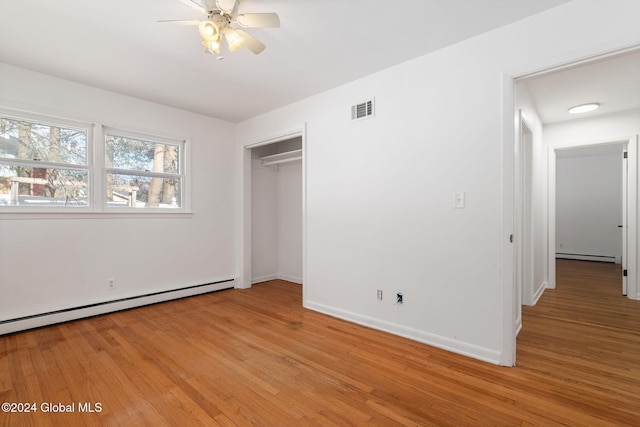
(623, 145, 628, 295)
(504, 43, 640, 365)
(513, 110, 534, 334)
(238, 125, 307, 299)
(547, 137, 638, 297)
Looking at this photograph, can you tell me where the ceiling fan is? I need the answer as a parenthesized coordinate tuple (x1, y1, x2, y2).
(161, 0, 280, 58)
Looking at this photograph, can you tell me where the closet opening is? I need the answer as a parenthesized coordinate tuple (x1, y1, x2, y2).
(245, 135, 304, 289)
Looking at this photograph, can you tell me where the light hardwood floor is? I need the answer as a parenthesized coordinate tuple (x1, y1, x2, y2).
(1, 259, 639, 426)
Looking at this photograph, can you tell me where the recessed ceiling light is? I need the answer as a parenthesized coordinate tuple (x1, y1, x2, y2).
(568, 103, 600, 114)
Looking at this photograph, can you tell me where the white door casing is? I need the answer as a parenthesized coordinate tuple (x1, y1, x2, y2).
(547, 136, 638, 299)
(239, 125, 307, 300)
(623, 147, 628, 295)
(625, 135, 638, 299)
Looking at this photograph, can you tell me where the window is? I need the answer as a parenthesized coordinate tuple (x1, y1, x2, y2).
(104, 130, 184, 209)
(0, 108, 189, 215)
(0, 113, 90, 208)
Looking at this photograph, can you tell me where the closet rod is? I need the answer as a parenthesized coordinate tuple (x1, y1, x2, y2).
(261, 156, 302, 166)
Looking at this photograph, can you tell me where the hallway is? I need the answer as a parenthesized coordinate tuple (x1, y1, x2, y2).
(516, 259, 640, 423)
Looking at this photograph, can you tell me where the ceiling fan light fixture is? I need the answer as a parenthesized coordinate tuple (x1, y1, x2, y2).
(161, 0, 277, 58)
(203, 39, 220, 54)
(568, 103, 600, 114)
(224, 27, 245, 52)
(199, 21, 219, 41)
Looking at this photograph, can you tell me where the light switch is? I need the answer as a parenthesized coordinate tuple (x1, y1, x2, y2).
(454, 192, 465, 209)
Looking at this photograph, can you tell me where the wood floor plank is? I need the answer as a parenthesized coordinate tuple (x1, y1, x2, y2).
(1, 259, 639, 426)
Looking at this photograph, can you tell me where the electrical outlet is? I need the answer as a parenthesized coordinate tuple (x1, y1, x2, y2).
(108, 278, 116, 290)
(396, 292, 403, 304)
(377, 289, 383, 300)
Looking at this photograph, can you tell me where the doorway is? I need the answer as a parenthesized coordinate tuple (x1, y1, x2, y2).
(549, 138, 637, 296)
(240, 126, 307, 297)
(508, 48, 640, 366)
(555, 143, 625, 285)
(250, 138, 303, 285)
(514, 48, 640, 302)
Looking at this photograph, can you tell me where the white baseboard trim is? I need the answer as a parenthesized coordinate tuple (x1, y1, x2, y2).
(277, 273, 303, 284)
(303, 300, 502, 365)
(532, 281, 547, 305)
(252, 273, 303, 285)
(0, 279, 235, 335)
(556, 253, 615, 263)
(252, 274, 277, 284)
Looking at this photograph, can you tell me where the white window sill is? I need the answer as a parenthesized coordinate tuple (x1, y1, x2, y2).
(0, 211, 193, 220)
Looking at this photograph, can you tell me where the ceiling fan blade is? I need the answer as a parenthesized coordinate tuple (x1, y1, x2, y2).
(216, 0, 237, 14)
(235, 29, 266, 54)
(175, 0, 207, 15)
(236, 13, 280, 28)
(157, 19, 201, 25)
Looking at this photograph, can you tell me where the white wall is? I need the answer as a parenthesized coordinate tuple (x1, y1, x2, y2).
(0, 63, 238, 324)
(277, 161, 303, 284)
(251, 160, 278, 282)
(251, 159, 302, 284)
(556, 150, 623, 261)
(545, 109, 640, 146)
(238, 0, 640, 364)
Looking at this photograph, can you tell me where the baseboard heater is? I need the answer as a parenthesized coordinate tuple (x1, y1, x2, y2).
(0, 279, 235, 336)
(556, 253, 616, 263)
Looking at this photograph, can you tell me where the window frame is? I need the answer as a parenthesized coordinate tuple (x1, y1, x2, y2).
(0, 107, 191, 218)
(0, 107, 94, 213)
(101, 126, 188, 213)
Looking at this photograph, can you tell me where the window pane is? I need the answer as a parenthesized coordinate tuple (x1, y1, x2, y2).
(0, 117, 87, 165)
(105, 135, 180, 174)
(0, 165, 88, 207)
(106, 174, 181, 208)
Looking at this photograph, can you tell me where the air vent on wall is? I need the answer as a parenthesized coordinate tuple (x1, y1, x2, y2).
(351, 99, 374, 121)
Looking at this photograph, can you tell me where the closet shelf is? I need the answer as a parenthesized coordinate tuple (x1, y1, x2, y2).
(259, 149, 302, 166)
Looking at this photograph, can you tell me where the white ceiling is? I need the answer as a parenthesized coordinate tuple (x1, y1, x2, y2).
(520, 49, 640, 125)
(0, 0, 569, 123)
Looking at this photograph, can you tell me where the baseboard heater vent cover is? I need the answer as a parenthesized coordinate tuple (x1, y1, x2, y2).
(0, 279, 235, 335)
(556, 253, 616, 263)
